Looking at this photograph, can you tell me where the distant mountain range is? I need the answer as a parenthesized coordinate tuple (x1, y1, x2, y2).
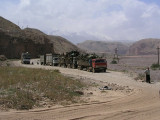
(77, 40, 130, 55)
(77, 39, 160, 55)
(0, 16, 160, 59)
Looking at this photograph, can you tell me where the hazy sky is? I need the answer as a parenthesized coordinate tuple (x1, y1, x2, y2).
(0, 0, 160, 43)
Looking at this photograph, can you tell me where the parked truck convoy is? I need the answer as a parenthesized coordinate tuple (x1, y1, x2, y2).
(21, 52, 31, 64)
(39, 51, 107, 73)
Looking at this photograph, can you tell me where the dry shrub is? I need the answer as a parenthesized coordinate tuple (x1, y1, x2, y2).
(0, 67, 84, 110)
(0, 55, 7, 61)
(151, 63, 160, 70)
(134, 73, 145, 81)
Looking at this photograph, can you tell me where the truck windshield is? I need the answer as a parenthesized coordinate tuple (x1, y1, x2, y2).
(95, 59, 106, 63)
(23, 54, 30, 59)
(54, 58, 58, 60)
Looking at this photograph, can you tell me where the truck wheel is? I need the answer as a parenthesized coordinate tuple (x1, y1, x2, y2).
(64, 64, 67, 68)
(78, 66, 82, 70)
(87, 68, 90, 72)
(67, 64, 69, 68)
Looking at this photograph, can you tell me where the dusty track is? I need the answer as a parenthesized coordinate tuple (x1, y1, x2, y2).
(0, 60, 160, 120)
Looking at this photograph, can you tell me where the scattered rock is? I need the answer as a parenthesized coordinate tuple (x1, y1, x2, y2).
(75, 91, 84, 95)
(0, 55, 7, 61)
(99, 86, 112, 90)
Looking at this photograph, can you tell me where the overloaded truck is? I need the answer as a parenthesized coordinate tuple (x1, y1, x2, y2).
(39, 51, 107, 73)
(58, 51, 79, 68)
(21, 52, 30, 64)
(59, 54, 66, 67)
(77, 54, 107, 72)
(65, 51, 79, 69)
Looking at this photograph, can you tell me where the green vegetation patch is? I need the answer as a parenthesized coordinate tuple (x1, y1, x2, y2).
(110, 60, 118, 64)
(151, 63, 160, 70)
(0, 67, 85, 110)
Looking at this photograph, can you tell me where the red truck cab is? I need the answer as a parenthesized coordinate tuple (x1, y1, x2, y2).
(92, 59, 107, 72)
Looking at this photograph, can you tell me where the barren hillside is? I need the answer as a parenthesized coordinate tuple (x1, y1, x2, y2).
(0, 16, 80, 59)
(128, 39, 160, 55)
(77, 40, 129, 55)
(48, 35, 79, 54)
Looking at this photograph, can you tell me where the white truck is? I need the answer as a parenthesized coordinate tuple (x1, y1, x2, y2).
(21, 52, 30, 64)
(53, 54, 59, 66)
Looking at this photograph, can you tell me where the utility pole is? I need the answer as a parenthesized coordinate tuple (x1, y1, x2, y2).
(114, 48, 118, 59)
(114, 48, 119, 63)
(157, 46, 160, 65)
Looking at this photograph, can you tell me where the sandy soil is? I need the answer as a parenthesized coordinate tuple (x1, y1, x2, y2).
(0, 60, 160, 120)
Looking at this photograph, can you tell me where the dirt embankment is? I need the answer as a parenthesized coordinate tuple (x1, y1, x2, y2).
(0, 60, 160, 120)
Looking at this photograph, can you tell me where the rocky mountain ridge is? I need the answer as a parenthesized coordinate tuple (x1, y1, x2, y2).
(77, 40, 130, 55)
(77, 39, 160, 55)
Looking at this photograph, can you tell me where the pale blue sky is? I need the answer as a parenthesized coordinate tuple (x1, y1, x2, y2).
(139, 0, 160, 5)
(0, 0, 160, 43)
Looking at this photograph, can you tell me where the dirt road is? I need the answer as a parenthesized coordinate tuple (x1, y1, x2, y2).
(0, 60, 160, 120)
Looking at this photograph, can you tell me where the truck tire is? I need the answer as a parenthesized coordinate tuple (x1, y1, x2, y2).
(67, 64, 70, 68)
(77, 66, 80, 70)
(78, 66, 82, 70)
(87, 67, 91, 72)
